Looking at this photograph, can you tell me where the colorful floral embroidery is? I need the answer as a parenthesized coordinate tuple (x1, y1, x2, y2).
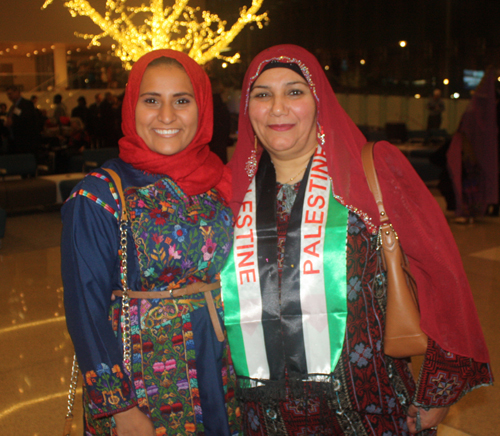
(83, 174, 241, 435)
(83, 364, 134, 417)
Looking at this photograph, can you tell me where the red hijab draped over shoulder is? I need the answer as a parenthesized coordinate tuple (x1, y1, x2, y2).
(119, 49, 231, 202)
(229, 44, 489, 363)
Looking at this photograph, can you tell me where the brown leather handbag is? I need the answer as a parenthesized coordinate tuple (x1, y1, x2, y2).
(361, 142, 428, 358)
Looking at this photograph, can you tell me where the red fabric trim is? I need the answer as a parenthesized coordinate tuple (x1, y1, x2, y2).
(118, 49, 231, 202)
(229, 44, 489, 363)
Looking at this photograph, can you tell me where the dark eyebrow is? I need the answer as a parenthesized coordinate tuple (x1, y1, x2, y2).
(286, 81, 308, 86)
(251, 81, 308, 90)
(139, 91, 161, 97)
(173, 91, 195, 98)
(138, 91, 195, 97)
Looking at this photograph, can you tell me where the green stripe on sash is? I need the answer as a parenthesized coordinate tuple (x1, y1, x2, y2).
(221, 249, 251, 378)
(323, 196, 348, 370)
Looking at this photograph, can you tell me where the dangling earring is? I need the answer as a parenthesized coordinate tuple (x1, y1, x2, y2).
(317, 125, 325, 146)
(245, 135, 258, 177)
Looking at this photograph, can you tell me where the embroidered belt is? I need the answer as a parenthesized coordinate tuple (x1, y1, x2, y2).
(112, 280, 224, 342)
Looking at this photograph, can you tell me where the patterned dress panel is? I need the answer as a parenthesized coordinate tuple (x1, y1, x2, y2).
(124, 177, 235, 435)
(125, 177, 233, 291)
(75, 169, 240, 436)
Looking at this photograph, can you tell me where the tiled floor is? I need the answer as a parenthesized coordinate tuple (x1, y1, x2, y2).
(0, 198, 498, 435)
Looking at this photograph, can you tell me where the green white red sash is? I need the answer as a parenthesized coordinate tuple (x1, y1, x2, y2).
(221, 145, 348, 381)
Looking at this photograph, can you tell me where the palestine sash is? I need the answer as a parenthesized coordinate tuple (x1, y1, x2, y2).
(222, 145, 348, 382)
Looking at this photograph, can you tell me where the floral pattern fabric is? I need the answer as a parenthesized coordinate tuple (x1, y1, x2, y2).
(236, 185, 492, 436)
(61, 160, 241, 436)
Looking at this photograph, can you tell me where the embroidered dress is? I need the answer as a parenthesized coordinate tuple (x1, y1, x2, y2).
(226, 43, 492, 436)
(233, 178, 492, 436)
(62, 159, 240, 435)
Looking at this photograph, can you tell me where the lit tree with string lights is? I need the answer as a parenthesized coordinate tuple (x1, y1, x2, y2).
(42, 0, 268, 68)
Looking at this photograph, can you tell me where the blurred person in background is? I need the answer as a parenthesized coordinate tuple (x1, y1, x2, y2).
(427, 89, 445, 131)
(4, 85, 38, 154)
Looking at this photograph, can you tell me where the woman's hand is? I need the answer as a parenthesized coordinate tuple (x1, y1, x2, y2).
(407, 405, 449, 434)
(114, 406, 155, 436)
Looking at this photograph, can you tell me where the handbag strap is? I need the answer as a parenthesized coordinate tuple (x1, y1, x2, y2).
(102, 167, 133, 373)
(103, 167, 129, 222)
(361, 141, 390, 225)
(63, 354, 80, 436)
(361, 141, 401, 259)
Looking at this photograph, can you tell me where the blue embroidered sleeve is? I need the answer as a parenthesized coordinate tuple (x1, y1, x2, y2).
(61, 174, 137, 417)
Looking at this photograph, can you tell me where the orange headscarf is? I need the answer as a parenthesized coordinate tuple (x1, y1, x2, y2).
(119, 49, 231, 202)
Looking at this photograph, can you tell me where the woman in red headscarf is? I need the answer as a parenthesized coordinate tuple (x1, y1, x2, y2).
(221, 44, 492, 435)
(61, 50, 241, 435)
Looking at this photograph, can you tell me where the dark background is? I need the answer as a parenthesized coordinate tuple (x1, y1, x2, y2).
(1, 0, 498, 96)
(206, 0, 500, 96)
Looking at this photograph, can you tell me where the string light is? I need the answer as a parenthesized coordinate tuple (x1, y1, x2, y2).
(42, 0, 269, 69)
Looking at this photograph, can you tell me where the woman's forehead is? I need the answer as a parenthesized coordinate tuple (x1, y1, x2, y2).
(252, 67, 308, 86)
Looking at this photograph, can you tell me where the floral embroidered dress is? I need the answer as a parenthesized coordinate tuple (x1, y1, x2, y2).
(237, 182, 493, 436)
(61, 159, 240, 436)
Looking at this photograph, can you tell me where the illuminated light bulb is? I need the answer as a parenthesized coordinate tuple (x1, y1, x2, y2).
(222, 62, 227, 68)
(360, 59, 365, 65)
(34, 50, 39, 55)
(42, 0, 268, 69)
(13, 45, 18, 49)
(42, 48, 47, 52)
(324, 65, 330, 71)
(414, 94, 421, 99)
(443, 78, 449, 85)
(6, 48, 10, 52)
(399, 40, 407, 48)
(452, 92, 460, 99)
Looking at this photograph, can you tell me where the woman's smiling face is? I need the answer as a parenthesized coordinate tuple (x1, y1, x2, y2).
(135, 63, 198, 156)
(248, 67, 317, 161)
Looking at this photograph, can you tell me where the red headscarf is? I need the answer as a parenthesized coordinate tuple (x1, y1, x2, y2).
(119, 49, 231, 202)
(229, 44, 489, 362)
